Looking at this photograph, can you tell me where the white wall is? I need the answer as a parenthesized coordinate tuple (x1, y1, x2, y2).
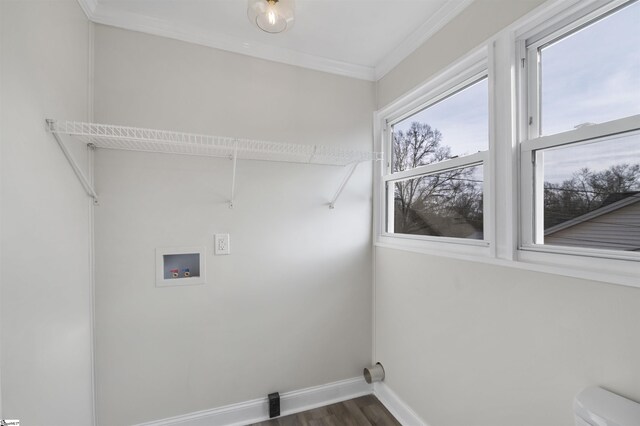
(376, 0, 545, 108)
(374, 1, 640, 425)
(375, 248, 640, 426)
(0, 1, 94, 425)
(92, 25, 375, 426)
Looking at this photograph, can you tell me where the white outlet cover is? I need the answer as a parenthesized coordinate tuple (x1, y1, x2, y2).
(214, 234, 230, 255)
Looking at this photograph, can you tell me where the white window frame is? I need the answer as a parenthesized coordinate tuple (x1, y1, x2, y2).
(374, 47, 493, 257)
(516, 0, 640, 274)
(373, 0, 640, 288)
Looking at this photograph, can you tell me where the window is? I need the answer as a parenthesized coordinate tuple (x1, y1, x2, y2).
(374, 0, 638, 285)
(521, 0, 640, 257)
(379, 61, 490, 248)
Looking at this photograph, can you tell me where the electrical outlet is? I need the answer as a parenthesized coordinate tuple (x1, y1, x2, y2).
(214, 234, 230, 255)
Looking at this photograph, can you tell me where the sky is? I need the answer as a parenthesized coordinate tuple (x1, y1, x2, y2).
(392, 0, 640, 186)
(541, 0, 640, 135)
(544, 132, 640, 184)
(392, 77, 488, 159)
(541, 0, 640, 184)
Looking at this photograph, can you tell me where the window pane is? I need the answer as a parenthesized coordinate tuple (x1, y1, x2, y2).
(541, 132, 640, 251)
(540, 1, 640, 135)
(389, 165, 483, 239)
(391, 78, 488, 173)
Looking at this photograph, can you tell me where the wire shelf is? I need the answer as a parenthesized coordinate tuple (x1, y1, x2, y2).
(47, 121, 382, 166)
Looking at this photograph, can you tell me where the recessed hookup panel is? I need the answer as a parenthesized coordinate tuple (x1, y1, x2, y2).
(155, 247, 206, 287)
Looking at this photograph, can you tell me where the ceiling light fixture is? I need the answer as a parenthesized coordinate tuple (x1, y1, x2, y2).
(247, 0, 295, 34)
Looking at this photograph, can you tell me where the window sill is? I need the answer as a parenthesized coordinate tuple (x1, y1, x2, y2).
(376, 235, 492, 259)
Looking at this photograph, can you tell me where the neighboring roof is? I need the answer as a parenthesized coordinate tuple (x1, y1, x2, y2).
(600, 191, 640, 208)
(545, 193, 640, 236)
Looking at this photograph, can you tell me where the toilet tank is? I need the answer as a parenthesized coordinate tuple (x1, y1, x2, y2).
(574, 386, 640, 426)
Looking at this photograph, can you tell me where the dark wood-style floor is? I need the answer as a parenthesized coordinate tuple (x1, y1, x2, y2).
(248, 395, 401, 426)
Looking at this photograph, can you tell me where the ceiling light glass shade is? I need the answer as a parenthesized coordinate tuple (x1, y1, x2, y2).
(247, 0, 295, 34)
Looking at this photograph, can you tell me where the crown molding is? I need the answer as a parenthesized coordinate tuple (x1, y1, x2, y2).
(75, 0, 376, 81)
(76, 0, 97, 18)
(374, 0, 474, 80)
(75, 0, 471, 82)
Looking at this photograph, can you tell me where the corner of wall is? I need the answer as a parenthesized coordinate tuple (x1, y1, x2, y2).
(0, 0, 5, 415)
(86, 14, 97, 426)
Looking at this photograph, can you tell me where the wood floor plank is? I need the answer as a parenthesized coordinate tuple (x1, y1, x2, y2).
(295, 412, 311, 426)
(353, 394, 378, 408)
(247, 395, 399, 426)
(342, 399, 373, 426)
(304, 405, 330, 420)
(362, 403, 401, 426)
(326, 401, 348, 416)
(320, 414, 340, 426)
(277, 415, 303, 426)
(326, 402, 358, 426)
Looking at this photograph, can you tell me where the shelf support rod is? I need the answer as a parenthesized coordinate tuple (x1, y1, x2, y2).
(308, 145, 318, 163)
(46, 119, 99, 205)
(329, 162, 358, 209)
(229, 140, 238, 209)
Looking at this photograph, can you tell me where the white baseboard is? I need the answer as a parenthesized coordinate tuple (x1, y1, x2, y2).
(374, 382, 428, 426)
(133, 377, 373, 426)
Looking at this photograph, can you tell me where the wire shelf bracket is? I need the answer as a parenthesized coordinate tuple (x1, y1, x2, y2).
(46, 119, 383, 209)
(229, 141, 239, 209)
(329, 163, 359, 209)
(46, 119, 99, 205)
